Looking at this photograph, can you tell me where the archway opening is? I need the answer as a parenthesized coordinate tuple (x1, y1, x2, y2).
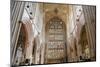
(14, 22, 28, 65)
(80, 25, 90, 61)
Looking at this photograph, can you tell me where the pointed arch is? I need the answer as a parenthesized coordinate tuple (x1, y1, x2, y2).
(79, 25, 90, 60)
(45, 17, 67, 64)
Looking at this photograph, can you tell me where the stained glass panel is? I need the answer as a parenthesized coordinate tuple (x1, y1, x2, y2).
(46, 18, 66, 61)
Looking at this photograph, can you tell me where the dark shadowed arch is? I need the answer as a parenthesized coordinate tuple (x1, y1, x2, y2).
(79, 25, 90, 60)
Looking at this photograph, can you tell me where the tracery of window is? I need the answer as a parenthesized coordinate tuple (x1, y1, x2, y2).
(46, 18, 66, 61)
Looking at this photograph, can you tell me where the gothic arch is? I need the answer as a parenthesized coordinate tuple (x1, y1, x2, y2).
(14, 21, 29, 65)
(21, 19, 34, 64)
(79, 25, 90, 60)
(45, 17, 67, 64)
(15, 19, 34, 65)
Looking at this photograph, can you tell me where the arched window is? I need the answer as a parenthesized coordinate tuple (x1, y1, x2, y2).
(45, 17, 67, 63)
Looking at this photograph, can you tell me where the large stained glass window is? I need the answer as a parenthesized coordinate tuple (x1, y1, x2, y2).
(46, 17, 66, 63)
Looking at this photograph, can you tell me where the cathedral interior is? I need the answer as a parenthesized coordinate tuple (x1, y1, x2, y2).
(11, 1, 96, 66)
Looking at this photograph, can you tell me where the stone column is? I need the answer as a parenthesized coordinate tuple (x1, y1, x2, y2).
(11, 1, 25, 65)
